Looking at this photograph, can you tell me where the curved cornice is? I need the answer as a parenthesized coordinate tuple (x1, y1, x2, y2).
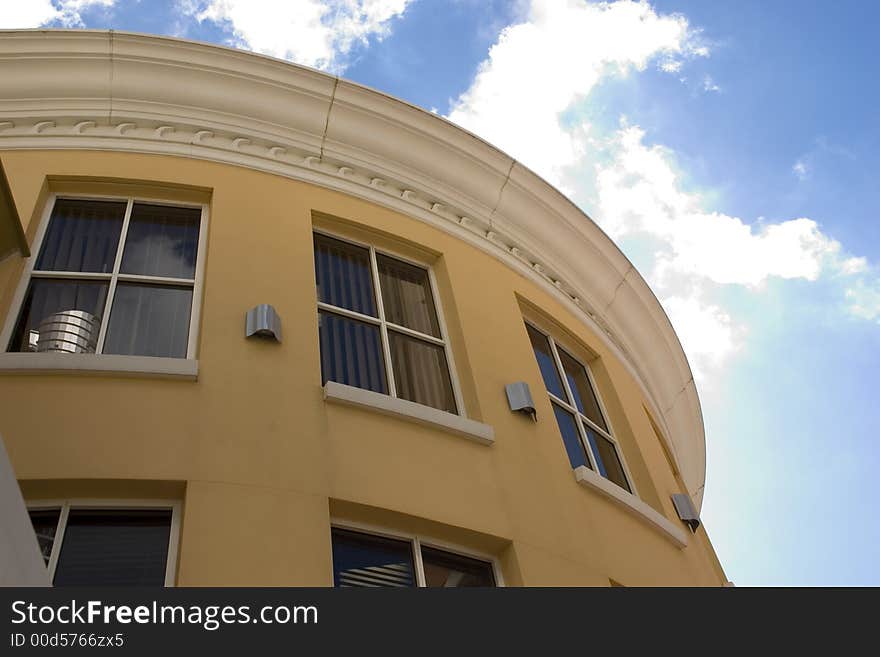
(0, 29, 706, 507)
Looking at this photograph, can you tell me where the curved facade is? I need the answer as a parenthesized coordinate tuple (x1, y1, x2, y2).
(0, 30, 725, 586)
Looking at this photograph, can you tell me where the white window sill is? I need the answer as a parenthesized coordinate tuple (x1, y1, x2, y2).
(0, 353, 198, 380)
(323, 381, 494, 445)
(573, 466, 688, 549)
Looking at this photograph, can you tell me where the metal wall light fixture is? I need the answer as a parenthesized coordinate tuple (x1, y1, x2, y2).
(245, 304, 282, 342)
(671, 493, 701, 533)
(506, 382, 537, 421)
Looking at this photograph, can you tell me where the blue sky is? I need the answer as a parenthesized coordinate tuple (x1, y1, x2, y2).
(5, 0, 878, 585)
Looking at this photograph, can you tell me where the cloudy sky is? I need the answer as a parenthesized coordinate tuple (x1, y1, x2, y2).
(4, 0, 878, 585)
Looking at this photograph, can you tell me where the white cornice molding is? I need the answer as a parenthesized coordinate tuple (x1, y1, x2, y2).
(0, 29, 706, 507)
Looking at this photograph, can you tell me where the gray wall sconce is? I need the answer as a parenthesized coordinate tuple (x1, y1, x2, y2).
(671, 493, 701, 533)
(245, 304, 282, 342)
(506, 382, 537, 421)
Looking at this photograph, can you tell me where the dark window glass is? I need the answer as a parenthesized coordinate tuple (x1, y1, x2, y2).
(586, 429, 630, 492)
(421, 546, 495, 587)
(525, 324, 564, 398)
(558, 349, 607, 431)
(331, 529, 415, 588)
(388, 331, 456, 413)
(8, 279, 108, 353)
(28, 509, 61, 565)
(377, 254, 440, 337)
(313, 234, 459, 412)
(52, 509, 172, 586)
(102, 284, 192, 358)
(319, 311, 387, 394)
(35, 199, 126, 273)
(17, 199, 201, 360)
(552, 403, 589, 469)
(120, 203, 201, 279)
(314, 234, 377, 317)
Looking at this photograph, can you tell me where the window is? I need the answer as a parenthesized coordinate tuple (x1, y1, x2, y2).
(314, 232, 460, 414)
(6, 196, 206, 359)
(27, 501, 180, 586)
(331, 527, 497, 587)
(525, 322, 634, 493)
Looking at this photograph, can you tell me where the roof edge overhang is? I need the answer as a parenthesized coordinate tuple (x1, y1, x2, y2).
(0, 29, 707, 507)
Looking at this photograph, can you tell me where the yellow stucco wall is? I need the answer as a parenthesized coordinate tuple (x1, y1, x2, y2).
(0, 149, 726, 586)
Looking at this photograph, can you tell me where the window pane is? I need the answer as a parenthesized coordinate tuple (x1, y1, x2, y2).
(421, 546, 495, 587)
(586, 429, 630, 492)
(8, 279, 108, 353)
(552, 403, 589, 469)
(319, 311, 387, 394)
(52, 509, 172, 586)
(103, 284, 192, 358)
(28, 509, 61, 565)
(331, 528, 415, 588)
(525, 324, 564, 398)
(120, 203, 201, 279)
(388, 330, 456, 413)
(377, 254, 440, 337)
(35, 199, 126, 273)
(314, 234, 377, 316)
(558, 349, 608, 431)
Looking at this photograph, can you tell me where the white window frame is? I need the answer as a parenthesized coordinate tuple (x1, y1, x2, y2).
(314, 229, 465, 416)
(0, 192, 208, 375)
(330, 520, 504, 587)
(526, 320, 638, 496)
(25, 498, 182, 587)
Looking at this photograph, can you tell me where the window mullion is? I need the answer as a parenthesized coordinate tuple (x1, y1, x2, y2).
(580, 412, 637, 495)
(548, 391, 577, 413)
(369, 246, 397, 398)
(582, 361, 611, 431)
(581, 364, 637, 495)
(549, 338, 578, 409)
(116, 273, 196, 286)
(427, 266, 464, 417)
(581, 414, 615, 442)
(412, 537, 427, 588)
(385, 321, 445, 346)
(186, 203, 209, 359)
(574, 412, 600, 472)
(46, 502, 71, 584)
(94, 198, 133, 355)
(317, 301, 382, 326)
(549, 337, 599, 470)
(30, 271, 113, 281)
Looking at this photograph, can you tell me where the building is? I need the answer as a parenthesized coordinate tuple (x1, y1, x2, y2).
(0, 30, 726, 586)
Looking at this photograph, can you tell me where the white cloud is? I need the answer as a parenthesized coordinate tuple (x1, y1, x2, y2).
(0, 0, 57, 27)
(702, 74, 721, 93)
(447, 0, 706, 185)
(596, 125, 861, 288)
(188, 0, 411, 71)
(839, 256, 868, 275)
(0, 0, 116, 28)
(446, 0, 877, 383)
(593, 125, 880, 382)
(846, 280, 880, 322)
(659, 59, 682, 73)
(660, 293, 744, 382)
(792, 158, 809, 181)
